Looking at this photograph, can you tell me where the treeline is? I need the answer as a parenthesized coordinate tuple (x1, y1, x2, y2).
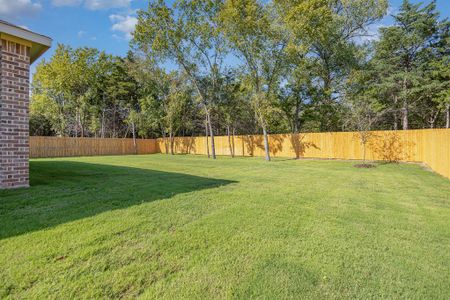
(31, 0, 449, 160)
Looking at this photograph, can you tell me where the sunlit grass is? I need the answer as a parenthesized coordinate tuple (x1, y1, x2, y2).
(1, 154, 449, 298)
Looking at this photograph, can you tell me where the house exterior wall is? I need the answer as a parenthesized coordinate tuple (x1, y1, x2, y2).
(0, 39, 31, 189)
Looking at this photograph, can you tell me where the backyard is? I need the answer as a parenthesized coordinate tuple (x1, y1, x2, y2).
(1, 154, 450, 299)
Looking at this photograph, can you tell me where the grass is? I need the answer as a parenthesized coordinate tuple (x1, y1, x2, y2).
(1, 154, 450, 299)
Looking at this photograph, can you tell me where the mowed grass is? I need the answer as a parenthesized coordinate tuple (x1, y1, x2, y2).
(1, 155, 450, 299)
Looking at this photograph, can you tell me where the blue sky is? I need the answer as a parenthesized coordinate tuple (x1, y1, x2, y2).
(0, 0, 449, 76)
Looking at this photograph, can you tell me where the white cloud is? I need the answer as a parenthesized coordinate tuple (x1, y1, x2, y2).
(109, 13, 137, 40)
(52, 0, 130, 10)
(0, 0, 42, 20)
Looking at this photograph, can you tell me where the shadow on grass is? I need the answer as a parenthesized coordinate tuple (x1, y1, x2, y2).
(0, 160, 235, 240)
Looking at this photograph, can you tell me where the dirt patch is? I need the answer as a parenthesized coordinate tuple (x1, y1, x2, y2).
(55, 256, 67, 261)
(354, 163, 376, 168)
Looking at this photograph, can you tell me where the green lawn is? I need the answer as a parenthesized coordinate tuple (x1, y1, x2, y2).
(1, 155, 450, 299)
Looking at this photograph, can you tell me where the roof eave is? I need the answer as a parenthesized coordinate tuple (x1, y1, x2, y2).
(0, 20, 52, 63)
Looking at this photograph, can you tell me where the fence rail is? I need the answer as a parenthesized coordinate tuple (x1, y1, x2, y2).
(156, 129, 450, 180)
(30, 136, 157, 158)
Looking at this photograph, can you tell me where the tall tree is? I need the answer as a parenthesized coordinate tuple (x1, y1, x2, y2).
(428, 17, 450, 128)
(220, 0, 288, 161)
(218, 70, 250, 157)
(163, 72, 195, 154)
(133, 0, 228, 159)
(373, 0, 442, 130)
(32, 44, 97, 137)
(278, 59, 314, 134)
(345, 63, 385, 163)
(71, 47, 100, 137)
(279, 0, 388, 131)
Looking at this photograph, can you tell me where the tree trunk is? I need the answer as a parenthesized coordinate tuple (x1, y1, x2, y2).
(207, 112, 216, 159)
(429, 111, 439, 129)
(227, 125, 234, 158)
(393, 95, 398, 130)
(162, 131, 168, 154)
(80, 110, 85, 138)
(394, 112, 398, 130)
(363, 142, 367, 163)
(402, 100, 408, 130)
(58, 106, 65, 137)
(232, 127, 236, 158)
(74, 112, 79, 137)
(80, 121, 84, 138)
(101, 109, 105, 138)
(169, 129, 174, 155)
(123, 126, 129, 139)
(402, 75, 408, 130)
(132, 121, 137, 155)
(294, 98, 301, 133)
(205, 116, 210, 158)
(262, 126, 271, 162)
(112, 106, 117, 138)
(446, 104, 449, 129)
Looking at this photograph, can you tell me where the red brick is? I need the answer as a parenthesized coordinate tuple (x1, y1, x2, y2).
(0, 40, 31, 189)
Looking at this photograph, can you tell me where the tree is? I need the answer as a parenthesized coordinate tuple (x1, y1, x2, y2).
(428, 18, 450, 128)
(345, 68, 385, 164)
(32, 45, 142, 139)
(32, 44, 75, 136)
(102, 56, 138, 138)
(218, 70, 250, 157)
(373, 0, 443, 130)
(278, 59, 314, 134)
(163, 73, 195, 155)
(32, 45, 102, 137)
(30, 93, 55, 136)
(133, 0, 229, 159)
(126, 53, 169, 139)
(91, 52, 115, 138)
(347, 98, 382, 164)
(279, 0, 388, 131)
(30, 0, 449, 142)
(71, 47, 101, 137)
(220, 0, 288, 161)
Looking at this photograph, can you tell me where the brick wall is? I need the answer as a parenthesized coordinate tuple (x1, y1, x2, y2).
(0, 39, 31, 189)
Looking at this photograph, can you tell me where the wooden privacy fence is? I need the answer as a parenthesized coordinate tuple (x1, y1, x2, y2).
(156, 129, 450, 180)
(30, 136, 157, 158)
(29, 130, 450, 180)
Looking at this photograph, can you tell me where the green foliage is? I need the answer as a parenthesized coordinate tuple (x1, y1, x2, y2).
(367, 0, 448, 129)
(219, 0, 289, 159)
(134, 0, 232, 158)
(32, 46, 144, 138)
(134, 0, 227, 105)
(31, 0, 450, 140)
(265, 0, 387, 132)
